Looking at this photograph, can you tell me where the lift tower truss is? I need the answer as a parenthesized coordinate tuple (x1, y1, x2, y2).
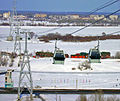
(13, 0, 21, 55)
(7, 0, 18, 41)
(14, 26, 21, 55)
(11, 0, 22, 67)
(18, 30, 33, 100)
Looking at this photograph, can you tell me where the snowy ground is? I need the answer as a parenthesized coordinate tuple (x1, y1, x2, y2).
(0, 39, 120, 56)
(0, 26, 120, 86)
(29, 58, 120, 72)
(0, 94, 120, 101)
(0, 26, 120, 56)
(0, 26, 120, 38)
(1, 58, 120, 89)
(0, 26, 120, 101)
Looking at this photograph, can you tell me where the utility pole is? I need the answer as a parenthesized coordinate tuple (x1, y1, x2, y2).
(18, 30, 33, 100)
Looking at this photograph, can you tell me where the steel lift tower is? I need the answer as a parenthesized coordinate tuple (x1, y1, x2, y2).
(18, 30, 33, 100)
(14, 26, 22, 67)
(13, 0, 21, 55)
(11, 0, 22, 67)
(7, 0, 17, 41)
(7, 0, 21, 56)
(14, 26, 21, 56)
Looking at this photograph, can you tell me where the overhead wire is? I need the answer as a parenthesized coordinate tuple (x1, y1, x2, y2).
(98, 30, 120, 37)
(107, 30, 120, 35)
(70, 8, 120, 35)
(38, 27, 61, 34)
(87, 0, 120, 16)
(38, 0, 120, 34)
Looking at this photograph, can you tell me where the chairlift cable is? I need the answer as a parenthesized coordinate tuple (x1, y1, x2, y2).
(87, 0, 120, 16)
(38, 27, 61, 34)
(70, 8, 120, 35)
(107, 30, 120, 35)
(38, 0, 120, 34)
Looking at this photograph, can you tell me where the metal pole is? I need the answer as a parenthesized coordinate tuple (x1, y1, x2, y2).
(55, 38, 57, 50)
(97, 36, 100, 50)
(25, 32, 27, 52)
(76, 79, 78, 89)
(59, 96, 61, 101)
(56, 94, 57, 101)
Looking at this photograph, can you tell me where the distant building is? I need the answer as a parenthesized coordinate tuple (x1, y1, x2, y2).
(34, 14, 47, 18)
(69, 15, 80, 19)
(90, 15, 106, 21)
(109, 15, 118, 21)
(49, 15, 68, 20)
(61, 15, 68, 19)
(80, 17, 91, 20)
(48, 15, 80, 20)
(0, 14, 2, 18)
(14, 15, 27, 19)
(3, 12, 10, 18)
(90, 15, 98, 20)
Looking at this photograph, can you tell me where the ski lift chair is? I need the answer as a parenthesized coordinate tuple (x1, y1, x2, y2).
(53, 39, 65, 64)
(53, 48, 65, 64)
(88, 48, 101, 63)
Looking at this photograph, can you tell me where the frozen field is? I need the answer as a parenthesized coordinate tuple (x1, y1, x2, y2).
(0, 26, 120, 101)
(0, 26, 120, 56)
(0, 39, 120, 56)
(0, 26, 120, 38)
(0, 26, 120, 82)
(0, 58, 120, 88)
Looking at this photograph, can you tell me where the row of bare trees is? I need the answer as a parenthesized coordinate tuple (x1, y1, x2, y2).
(39, 33, 120, 42)
(76, 94, 120, 101)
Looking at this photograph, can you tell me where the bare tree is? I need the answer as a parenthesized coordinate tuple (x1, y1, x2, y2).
(115, 51, 120, 59)
(78, 60, 92, 71)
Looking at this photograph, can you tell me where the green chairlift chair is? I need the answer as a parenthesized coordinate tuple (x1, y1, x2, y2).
(53, 39, 65, 64)
(88, 37, 101, 63)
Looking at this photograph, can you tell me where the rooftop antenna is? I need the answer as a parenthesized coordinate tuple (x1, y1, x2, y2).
(18, 29, 33, 100)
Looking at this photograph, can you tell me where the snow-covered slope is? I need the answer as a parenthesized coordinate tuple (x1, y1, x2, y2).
(0, 39, 120, 56)
(0, 26, 120, 73)
(0, 26, 120, 37)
